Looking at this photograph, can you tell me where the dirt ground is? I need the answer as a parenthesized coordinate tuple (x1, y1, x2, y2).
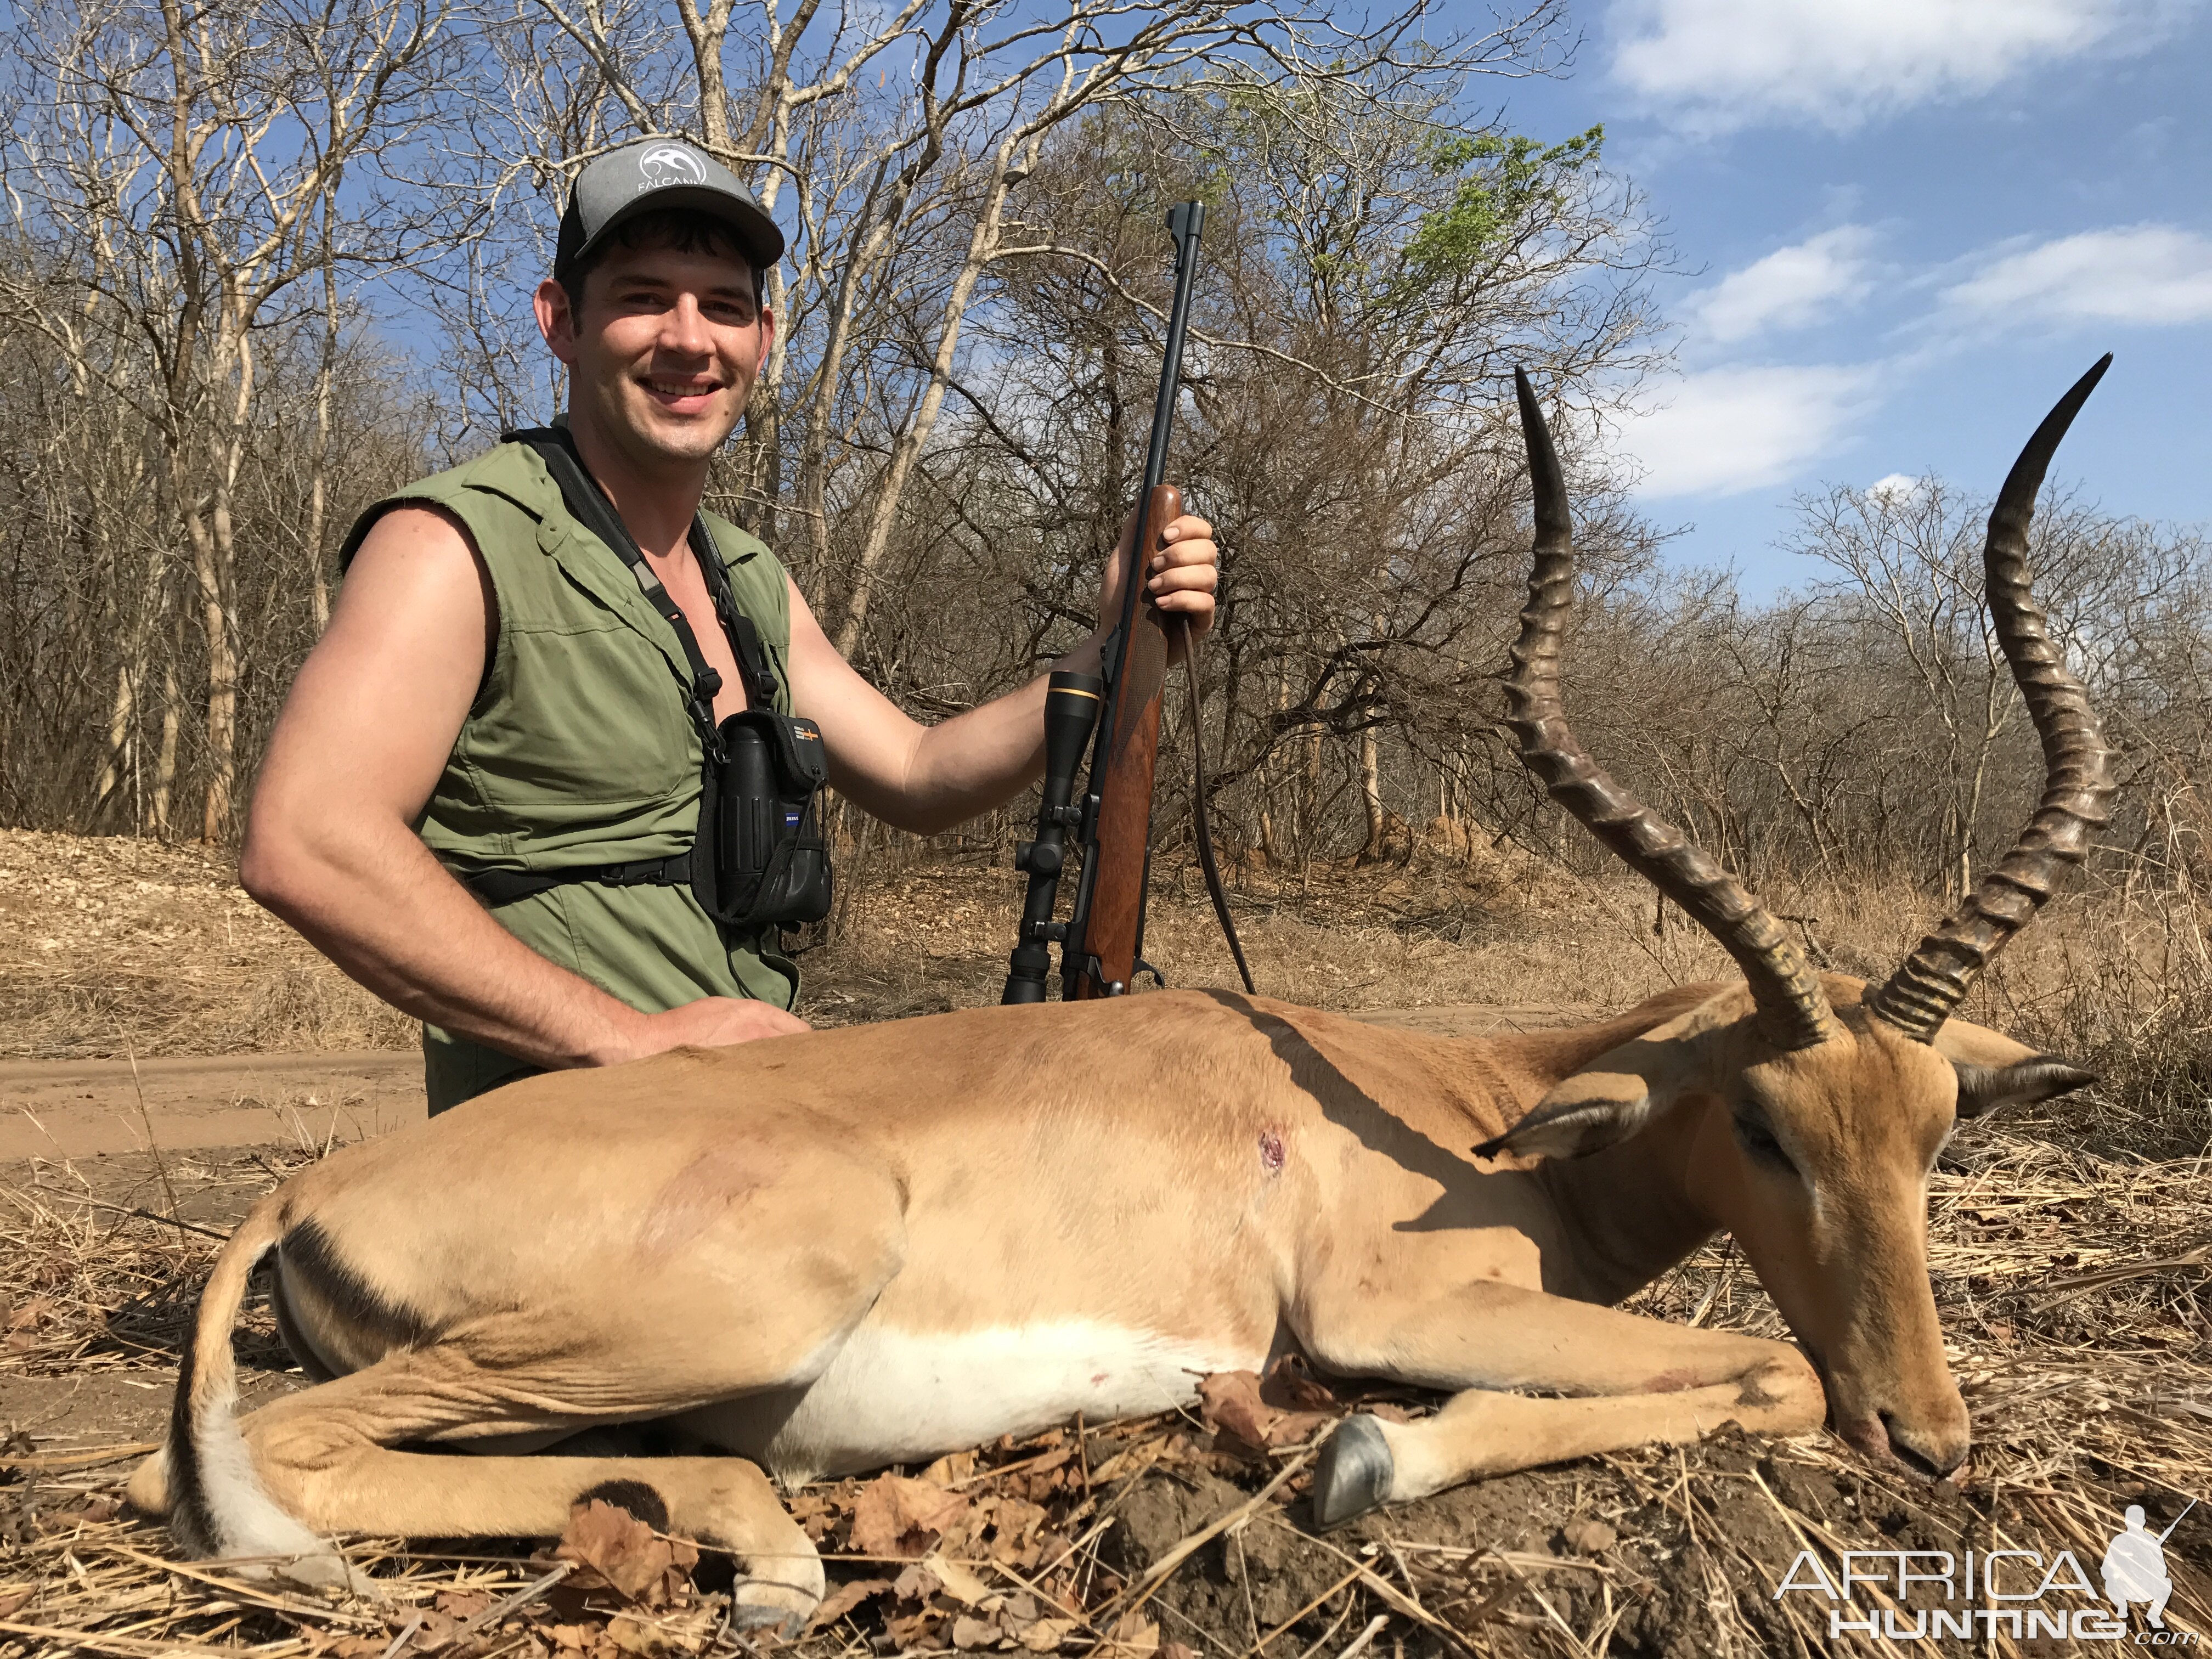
(2, 832, 2208, 1656)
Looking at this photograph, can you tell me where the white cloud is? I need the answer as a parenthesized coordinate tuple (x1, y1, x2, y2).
(1622, 364, 1880, 499)
(1866, 473, 1923, 503)
(1690, 227, 1876, 344)
(1942, 224, 2212, 326)
(1611, 0, 2180, 133)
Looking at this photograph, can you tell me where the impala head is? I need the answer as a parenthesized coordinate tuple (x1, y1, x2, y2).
(1486, 362, 2117, 1478)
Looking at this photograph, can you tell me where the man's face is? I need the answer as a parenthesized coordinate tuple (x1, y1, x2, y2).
(535, 235, 774, 470)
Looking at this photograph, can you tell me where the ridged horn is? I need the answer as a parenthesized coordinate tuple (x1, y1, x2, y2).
(1867, 356, 2118, 1042)
(1503, 369, 1833, 1050)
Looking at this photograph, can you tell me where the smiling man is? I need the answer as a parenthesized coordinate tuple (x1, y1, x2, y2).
(242, 138, 1220, 1112)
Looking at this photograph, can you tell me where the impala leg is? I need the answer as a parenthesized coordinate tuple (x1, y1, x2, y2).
(1299, 1279, 1822, 1523)
(229, 1348, 825, 1628)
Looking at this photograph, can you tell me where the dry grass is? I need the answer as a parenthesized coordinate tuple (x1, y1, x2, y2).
(0, 830, 413, 1060)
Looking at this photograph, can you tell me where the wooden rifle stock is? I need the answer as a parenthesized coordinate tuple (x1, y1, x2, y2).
(1067, 483, 1180, 998)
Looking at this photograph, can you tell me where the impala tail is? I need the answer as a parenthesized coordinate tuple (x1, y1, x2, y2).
(153, 1197, 325, 1564)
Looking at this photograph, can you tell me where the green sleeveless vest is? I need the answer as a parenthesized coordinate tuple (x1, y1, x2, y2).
(340, 437, 800, 1113)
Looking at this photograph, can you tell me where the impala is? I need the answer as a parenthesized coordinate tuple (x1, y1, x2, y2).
(131, 361, 2115, 1630)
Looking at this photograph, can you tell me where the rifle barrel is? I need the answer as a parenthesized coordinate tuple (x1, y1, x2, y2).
(1141, 201, 1205, 506)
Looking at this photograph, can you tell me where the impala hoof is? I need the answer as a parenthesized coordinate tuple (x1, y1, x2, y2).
(731, 1581, 819, 1640)
(1313, 1415, 1392, 1530)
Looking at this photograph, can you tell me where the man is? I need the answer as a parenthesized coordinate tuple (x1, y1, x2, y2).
(243, 138, 1220, 1112)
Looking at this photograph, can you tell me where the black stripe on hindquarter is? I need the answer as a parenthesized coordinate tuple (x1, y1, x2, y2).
(279, 1217, 435, 1357)
(270, 1266, 338, 1384)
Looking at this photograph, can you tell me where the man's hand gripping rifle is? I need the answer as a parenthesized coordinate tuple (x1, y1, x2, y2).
(1001, 201, 1254, 1005)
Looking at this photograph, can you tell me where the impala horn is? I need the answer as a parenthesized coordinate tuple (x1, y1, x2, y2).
(1866, 356, 2118, 1043)
(1504, 369, 1833, 1050)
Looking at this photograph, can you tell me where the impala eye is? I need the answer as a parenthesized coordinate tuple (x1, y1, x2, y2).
(1733, 1112, 1796, 1175)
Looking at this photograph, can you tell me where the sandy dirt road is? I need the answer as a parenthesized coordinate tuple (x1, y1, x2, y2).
(0, 1049, 424, 1160)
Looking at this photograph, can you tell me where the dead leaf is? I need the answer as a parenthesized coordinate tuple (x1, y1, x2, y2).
(1198, 1371, 1329, 1454)
(0, 1589, 32, 1620)
(921, 1449, 978, 1487)
(1198, 1372, 1274, 1450)
(414, 1610, 462, 1650)
(851, 1474, 972, 1560)
(1160, 1643, 1198, 1659)
(891, 1562, 942, 1603)
(1011, 1446, 1076, 1482)
(1263, 1354, 1339, 1412)
(606, 1612, 676, 1657)
(1087, 1438, 1166, 1485)
(1098, 1612, 1159, 1658)
(546, 1624, 596, 1652)
(1017, 1616, 1077, 1652)
(1562, 1519, 1617, 1555)
(952, 1614, 1001, 1650)
(5, 1297, 51, 1333)
(556, 1498, 699, 1606)
(809, 1576, 893, 1629)
(986, 1497, 1048, 1566)
(928, 1555, 993, 1606)
(885, 1609, 943, 1650)
(435, 1589, 495, 1621)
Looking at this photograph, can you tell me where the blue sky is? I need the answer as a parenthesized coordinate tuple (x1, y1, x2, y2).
(1491, 0, 2212, 592)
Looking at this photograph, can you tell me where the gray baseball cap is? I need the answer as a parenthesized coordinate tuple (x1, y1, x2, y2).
(554, 137, 785, 280)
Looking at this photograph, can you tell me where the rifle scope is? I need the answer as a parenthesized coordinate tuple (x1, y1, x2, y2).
(1000, 671, 1103, 1003)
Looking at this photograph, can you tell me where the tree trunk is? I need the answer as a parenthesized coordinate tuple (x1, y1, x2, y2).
(307, 195, 340, 632)
(93, 661, 136, 828)
(194, 322, 254, 843)
(153, 636, 182, 839)
(834, 160, 1017, 658)
(1359, 725, 1384, 861)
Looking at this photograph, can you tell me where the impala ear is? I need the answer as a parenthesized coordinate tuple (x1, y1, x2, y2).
(1953, 1056, 2097, 1120)
(1475, 1069, 1655, 1161)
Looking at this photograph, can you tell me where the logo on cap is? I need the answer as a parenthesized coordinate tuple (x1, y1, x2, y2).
(637, 143, 707, 187)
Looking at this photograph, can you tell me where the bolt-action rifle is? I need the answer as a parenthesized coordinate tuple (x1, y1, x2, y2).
(1001, 201, 1254, 1005)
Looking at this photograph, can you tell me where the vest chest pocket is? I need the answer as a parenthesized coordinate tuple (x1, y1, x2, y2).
(469, 617, 699, 816)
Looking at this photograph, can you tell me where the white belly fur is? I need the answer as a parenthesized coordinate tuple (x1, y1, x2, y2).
(678, 1321, 1262, 1484)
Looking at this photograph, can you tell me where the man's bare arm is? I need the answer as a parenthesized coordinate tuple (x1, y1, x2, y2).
(792, 512, 1221, 833)
(242, 506, 804, 1068)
